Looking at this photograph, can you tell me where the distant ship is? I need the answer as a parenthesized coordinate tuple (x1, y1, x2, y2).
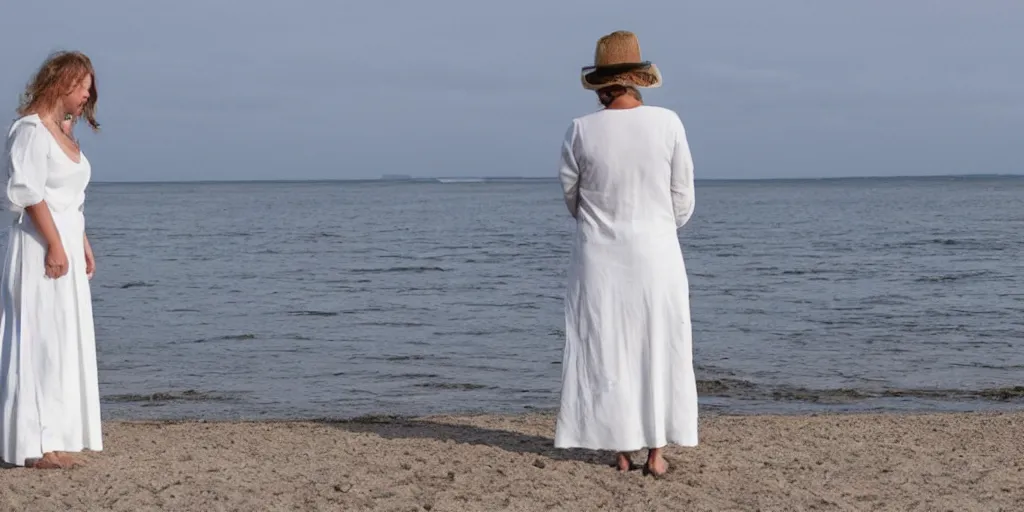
(436, 178, 486, 183)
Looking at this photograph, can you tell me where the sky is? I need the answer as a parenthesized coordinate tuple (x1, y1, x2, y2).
(1, 0, 1021, 181)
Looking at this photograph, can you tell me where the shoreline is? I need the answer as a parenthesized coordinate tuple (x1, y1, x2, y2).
(4, 411, 1022, 511)
(97, 381, 1024, 421)
(95, 401, 1024, 424)
(98, 398, 1024, 424)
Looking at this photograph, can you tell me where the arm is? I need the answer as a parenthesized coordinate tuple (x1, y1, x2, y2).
(8, 122, 62, 249)
(8, 121, 68, 277)
(558, 121, 581, 218)
(669, 116, 696, 228)
(84, 232, 96, 278)
(25, 204, 62, 249)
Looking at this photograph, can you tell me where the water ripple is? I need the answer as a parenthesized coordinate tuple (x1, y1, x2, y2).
(71, 177, 1024, 420)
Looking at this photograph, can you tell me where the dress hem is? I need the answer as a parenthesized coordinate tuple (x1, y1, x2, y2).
(554, 438, 699, 452)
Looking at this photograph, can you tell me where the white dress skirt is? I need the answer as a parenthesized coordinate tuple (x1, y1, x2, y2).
(555, 105, 699, 451)
(0, 114, 102, 466)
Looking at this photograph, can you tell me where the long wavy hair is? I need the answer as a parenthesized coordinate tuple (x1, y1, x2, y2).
(17, 51, 99, 131)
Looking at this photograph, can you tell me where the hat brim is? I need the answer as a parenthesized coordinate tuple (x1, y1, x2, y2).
(581, 62, 662, 90)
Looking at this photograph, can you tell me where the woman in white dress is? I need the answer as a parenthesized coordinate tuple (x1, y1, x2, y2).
(555, 31, 698, 477)
(0, 51, 101, 469)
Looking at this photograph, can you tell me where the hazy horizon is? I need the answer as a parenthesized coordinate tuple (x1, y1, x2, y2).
(88, 172, 1023, 185)
(2, 1, 1021, 182)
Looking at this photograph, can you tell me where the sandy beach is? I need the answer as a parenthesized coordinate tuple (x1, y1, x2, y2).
(2, 411, 1021, 511)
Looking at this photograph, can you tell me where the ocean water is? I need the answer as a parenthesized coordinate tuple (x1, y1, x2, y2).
(10, 176, 1024, 419)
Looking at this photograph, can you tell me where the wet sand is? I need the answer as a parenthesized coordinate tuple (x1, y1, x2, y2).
(2, 411, 1022, 511)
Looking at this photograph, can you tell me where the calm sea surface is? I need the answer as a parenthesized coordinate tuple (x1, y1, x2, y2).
(9, 176, 1024, 419)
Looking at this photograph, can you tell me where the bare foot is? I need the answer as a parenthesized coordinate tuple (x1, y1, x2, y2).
(615, 452, 632, 472)
(644, 448, 670, 477)
(55, 452, 83, 467)
(27, 452, 68, 469)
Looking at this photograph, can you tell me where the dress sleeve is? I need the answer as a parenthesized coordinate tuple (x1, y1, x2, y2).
(6, 120, 49, 209)
(669, 114, 696, 228)
(558, 120, 581, 218)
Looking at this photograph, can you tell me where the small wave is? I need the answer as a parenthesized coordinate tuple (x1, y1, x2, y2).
(104, 390, 239, 403)
(886, 239, 961, 248)
(697, 379, 1024, 403)
(887, 238, 1000, 249)
(192, 333, 257, 343)
(697, 378, 759, 395)
(354, 321, 431, 328)
(884, 386, 1024, 401)
(348, 266, 446, 274)
(377, 355, 429, 362)
(771, 387, 871, 403)
(288, 311, 339, 317)
(974, 387, 1024, 400)
(780, 269, 835, 276)
(861, 295, 916, 306)
(951, 362, 1024, 370)
(413, 382, 490, 390)
(108, 281, 154, 289)
(915, 271, 992, 283)
(168, 231, 251, 239)
(432, 327, 529, 336)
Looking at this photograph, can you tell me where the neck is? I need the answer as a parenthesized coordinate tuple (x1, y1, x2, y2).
(36, 104, 68, 124)
(606, 95, 642, 110)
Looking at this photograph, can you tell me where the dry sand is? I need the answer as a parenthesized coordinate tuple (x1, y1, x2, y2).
(2, 411, 1022, 511)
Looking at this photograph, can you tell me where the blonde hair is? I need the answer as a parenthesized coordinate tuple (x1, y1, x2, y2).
(17, 51, 99, 131)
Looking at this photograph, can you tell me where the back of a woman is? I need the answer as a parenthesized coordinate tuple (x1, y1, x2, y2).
(555, 31, 697, 478)
(567, 106, 692, 241)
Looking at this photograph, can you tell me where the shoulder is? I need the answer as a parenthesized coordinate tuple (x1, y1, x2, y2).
(644, 105, 676, 116)
(8, 115, 44, 139)
(640, 106, 684, 124)
(562, 116, 584, 141)
(644, 106, 688, 138)
(7, 115, 51, 158)
(575, 109, 611, 126)
(567, 109, 613, 138)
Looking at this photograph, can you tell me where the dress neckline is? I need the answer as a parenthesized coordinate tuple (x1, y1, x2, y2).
(26, 114, 84, 165)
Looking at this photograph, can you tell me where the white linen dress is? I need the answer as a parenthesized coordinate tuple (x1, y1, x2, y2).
(0, 114, 102, 466)
(555, 105, 698, 451)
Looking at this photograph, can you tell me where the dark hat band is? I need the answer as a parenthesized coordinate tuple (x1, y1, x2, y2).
(581, 61, 652, 79)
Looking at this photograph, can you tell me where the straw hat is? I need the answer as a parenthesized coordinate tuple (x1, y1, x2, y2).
(580, 31, 663, 90)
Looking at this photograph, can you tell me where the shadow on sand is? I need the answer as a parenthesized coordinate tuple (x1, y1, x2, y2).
(317, 415, 617, 467)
